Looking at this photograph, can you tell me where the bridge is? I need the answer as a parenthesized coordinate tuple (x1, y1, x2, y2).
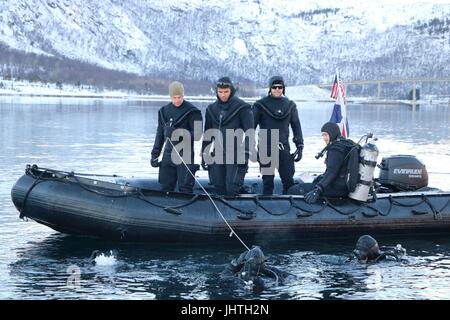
(316, 77, 450, 105)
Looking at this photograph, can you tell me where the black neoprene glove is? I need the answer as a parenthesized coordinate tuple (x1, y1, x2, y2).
(291, 144, 303, 162)
(304, 186, 322, 204)
(150, 157, 160, 168)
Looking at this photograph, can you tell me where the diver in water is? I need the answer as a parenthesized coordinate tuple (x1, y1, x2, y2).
(353, 235, 407, 263)
(220, 246, 295, 292)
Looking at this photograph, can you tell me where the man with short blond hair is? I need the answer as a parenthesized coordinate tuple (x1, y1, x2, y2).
(150, 81, 202, 193)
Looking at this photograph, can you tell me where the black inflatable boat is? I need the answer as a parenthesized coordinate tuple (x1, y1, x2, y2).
(10, 159, 450, 243)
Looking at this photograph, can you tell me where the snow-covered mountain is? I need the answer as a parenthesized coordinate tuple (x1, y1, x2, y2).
(1, 0, 449, 88)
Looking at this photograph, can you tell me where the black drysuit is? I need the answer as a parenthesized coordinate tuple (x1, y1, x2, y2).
(202, 96, 254, 196)
(151, 101, 202, 193)
(253, 96, 303, 195)
(313, 138, 355, 197)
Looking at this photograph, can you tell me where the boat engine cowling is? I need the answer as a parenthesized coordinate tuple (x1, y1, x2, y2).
(378, 155, 428, 191)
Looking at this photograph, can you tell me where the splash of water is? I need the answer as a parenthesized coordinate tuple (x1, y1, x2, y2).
(93, 250, 117, 266)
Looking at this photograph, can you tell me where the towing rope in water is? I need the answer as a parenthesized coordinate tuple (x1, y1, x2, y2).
(165, 138, 251, 251)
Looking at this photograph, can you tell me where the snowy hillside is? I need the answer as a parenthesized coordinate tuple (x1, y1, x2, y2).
(0, 0, 449, 89)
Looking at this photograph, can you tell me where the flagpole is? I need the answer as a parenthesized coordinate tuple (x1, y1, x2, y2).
(335, 69, 348, 137)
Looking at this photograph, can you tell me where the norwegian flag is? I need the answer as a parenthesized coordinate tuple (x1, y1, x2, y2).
(329, 73, 349, 138)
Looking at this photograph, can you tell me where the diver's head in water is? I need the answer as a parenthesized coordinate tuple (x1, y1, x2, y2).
(221, 245, 294, 293)
(353, 235, 383, 262)
(236, 246, 266, 280)
(243, 246, 265, 273)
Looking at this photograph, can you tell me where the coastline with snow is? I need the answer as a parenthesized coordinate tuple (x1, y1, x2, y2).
(1, 78, 448, 105)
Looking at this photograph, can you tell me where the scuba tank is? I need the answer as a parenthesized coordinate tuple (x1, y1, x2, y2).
(348, 142, 379, 202)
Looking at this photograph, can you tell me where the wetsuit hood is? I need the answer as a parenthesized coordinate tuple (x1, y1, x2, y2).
(354, 235, 383, 261)
(321, 122, 342, 142)
(268, 75, 286, 95)
(215, 76, 236, 102)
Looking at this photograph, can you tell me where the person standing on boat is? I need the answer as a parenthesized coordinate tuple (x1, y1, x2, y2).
(150, 81, 202, 193)
(201, 77, 254, 196)
(253, 76, 304, 195)
(300, 122, 355, 203)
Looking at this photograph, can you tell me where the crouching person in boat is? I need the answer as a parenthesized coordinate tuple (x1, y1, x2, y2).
(150, 81, 203, 193)
(201, 77, 255, 196)
(289, 122, 355, 203)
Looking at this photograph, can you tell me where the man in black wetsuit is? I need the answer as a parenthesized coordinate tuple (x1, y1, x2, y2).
(150, 81, 202, 193)
(201, 77, 254, 196)
(253, 76, 304, 195)
(302, 122, 355, 203)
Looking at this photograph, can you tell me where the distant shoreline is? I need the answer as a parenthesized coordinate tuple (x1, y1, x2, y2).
(1, 77, 449, 105)
(1, 92, 448, 106)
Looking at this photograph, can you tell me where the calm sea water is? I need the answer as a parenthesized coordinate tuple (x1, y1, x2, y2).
(1, 96, 450, 300)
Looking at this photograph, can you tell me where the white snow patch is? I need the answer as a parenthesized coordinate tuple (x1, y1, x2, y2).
(218, 50, 229, 61)
(233, 38, 248, 56)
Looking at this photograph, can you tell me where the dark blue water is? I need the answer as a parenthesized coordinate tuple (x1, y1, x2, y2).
(1, 96, 450, 299)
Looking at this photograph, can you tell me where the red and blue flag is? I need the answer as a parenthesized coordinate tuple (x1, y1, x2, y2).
(329, 74, 349, 138)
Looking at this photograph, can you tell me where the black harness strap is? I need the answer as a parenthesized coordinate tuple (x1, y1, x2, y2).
(359, 158, 377, 167)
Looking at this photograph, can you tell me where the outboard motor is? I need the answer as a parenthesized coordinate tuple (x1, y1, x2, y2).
(349, 143, 379, 202)
(378, 155, 428, 191)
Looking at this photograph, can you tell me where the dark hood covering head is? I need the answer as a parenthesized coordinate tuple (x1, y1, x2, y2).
(232, 246, 266, 279)
(321, 122, 341, 142)
(268, 75, 285, 95)
(216, 76, 236, 100)
(353, 235, 383, 262)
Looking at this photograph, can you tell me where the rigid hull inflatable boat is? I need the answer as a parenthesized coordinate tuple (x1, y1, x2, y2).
(11, 160, 450, 243)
